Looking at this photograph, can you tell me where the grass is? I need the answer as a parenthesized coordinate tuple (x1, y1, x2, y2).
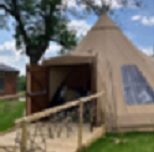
(82, 132, 154, 152)
(0, 101, 25, 132)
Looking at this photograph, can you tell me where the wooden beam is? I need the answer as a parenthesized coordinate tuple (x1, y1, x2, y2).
(0, 94, 25, 101)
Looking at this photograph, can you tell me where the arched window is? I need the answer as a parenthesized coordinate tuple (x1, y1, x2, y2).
(121, 65, 154, 105)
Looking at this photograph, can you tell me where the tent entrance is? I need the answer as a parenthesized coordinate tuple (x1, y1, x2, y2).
(48, 63, 96, 108)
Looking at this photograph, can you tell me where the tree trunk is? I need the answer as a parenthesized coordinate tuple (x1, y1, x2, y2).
(29, 52, 43, 64)
(28, 45, 48, 64)
(30, 56, 39, 64)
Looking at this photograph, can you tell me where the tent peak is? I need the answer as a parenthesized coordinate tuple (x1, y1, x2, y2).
(93, 14, 118, 29)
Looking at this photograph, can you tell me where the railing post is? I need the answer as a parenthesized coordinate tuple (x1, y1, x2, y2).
(78, 99, 83, 151)
(20, 120, 27, 152)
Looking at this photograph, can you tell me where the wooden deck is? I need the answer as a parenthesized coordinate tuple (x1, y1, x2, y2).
(0, 123, 104, 152)
(0, 92, 105, 152)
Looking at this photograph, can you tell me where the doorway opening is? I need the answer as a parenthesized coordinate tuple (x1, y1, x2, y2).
(48, 63, 96, 108)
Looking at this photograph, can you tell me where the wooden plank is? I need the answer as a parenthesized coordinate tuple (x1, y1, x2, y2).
(82, 126, 106, 148)
(15, 91, 105, 125)
(0, 94, 25, 101)
(0, 123, 105, 152)
(26, 65, 49, 115)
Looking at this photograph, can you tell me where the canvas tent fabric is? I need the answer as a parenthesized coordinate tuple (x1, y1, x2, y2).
(44, 14, 154, 131)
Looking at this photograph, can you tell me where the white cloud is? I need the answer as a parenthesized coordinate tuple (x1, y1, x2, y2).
(101, 0, 122, 9)
(62, 0, 77, 9)
(132, 15, 141, 21)
(0, 41, 27, 75)
(0, 41, 22, 60)
(62, 0, 122, 10)
(142, 17, 154, 26)
(141, 47, 154, 56)
(0, 41, 60, 75)
(68, 19, 91, 37)
(110, 1, 122, 9)
(0, 41, 14, 51)
(132, 15, 154, 26)
(88, 0, 139, 9)
(44, 43, 61, 60)
(48, 44, 62, 52)
(86, 0, 122, 9)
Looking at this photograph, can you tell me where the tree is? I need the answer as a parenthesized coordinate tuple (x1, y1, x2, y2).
(17, 76, 26, 92)
(0, 0, 77, 64)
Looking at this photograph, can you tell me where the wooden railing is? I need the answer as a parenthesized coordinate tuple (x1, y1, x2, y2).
(15, 91, 104, 124)
(15, 91, 105, 152)
(0, 93, 25, 101)
(0, 91, 105, 152)
(19, 91, 104, 152)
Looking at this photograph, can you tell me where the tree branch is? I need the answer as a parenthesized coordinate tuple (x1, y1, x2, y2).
(11, 0, 29, 44)
(44, 1, 52, 41)
(0, 2, 29, 44)
(0, 4, 15, 16)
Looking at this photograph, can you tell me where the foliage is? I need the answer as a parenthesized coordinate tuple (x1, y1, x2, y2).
(0, 101, 25, 132)
(82, 132, 154, 152)
(17, 76, 26, 92)
(0, 0, 77, 63)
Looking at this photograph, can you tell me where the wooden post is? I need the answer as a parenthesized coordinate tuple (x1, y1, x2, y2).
(78, 99, 83, 151)
(26, 65, 31, 116)
(20, 120, 27, 152)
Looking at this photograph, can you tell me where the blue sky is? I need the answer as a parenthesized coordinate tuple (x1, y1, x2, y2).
(0, 0, 154, 75)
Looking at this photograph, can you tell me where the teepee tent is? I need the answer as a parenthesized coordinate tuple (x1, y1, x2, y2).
(69, 14, 154, 131)
(27, 14, 154, 132)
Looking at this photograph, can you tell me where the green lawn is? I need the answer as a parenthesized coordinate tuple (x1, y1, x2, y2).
(82, 132, 154, 152)
(0, 101, 25, 132)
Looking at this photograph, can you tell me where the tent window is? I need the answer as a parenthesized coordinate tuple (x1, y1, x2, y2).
(0, 77, 5, 91)
(121, 65, 154, 105)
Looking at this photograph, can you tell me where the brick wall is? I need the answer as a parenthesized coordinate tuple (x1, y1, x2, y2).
(0, 72, 18, 96)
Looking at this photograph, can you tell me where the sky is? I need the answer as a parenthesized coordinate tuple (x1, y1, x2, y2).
(0, 0, 154, 75)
